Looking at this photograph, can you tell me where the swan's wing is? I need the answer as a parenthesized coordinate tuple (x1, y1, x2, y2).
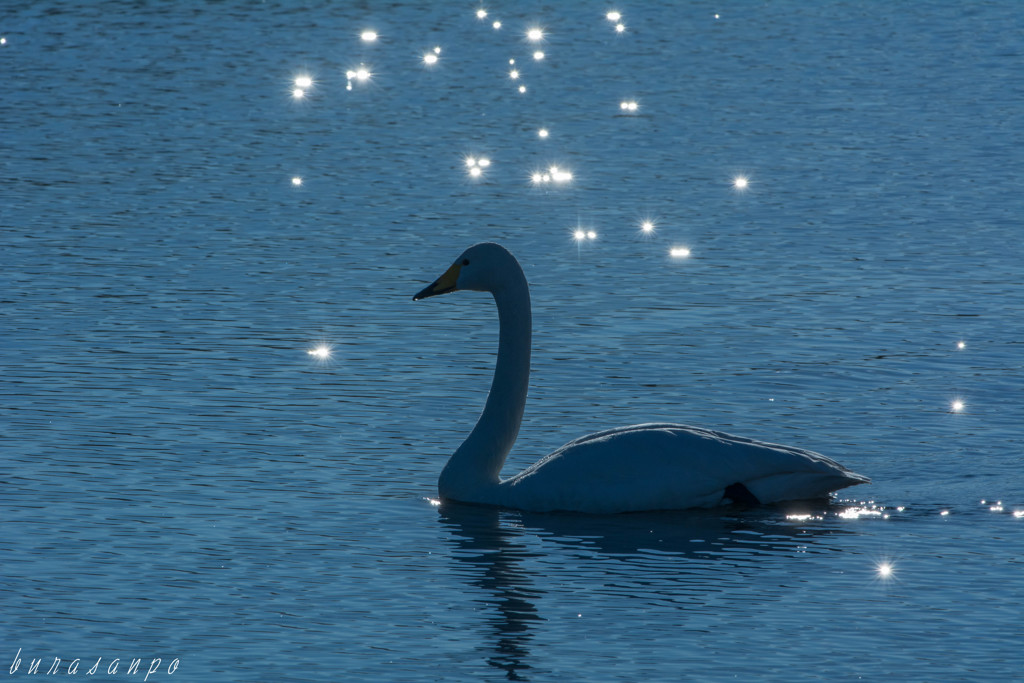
(504, 423, 869, 513)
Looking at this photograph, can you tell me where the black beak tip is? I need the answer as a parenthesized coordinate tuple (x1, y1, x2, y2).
(413, 282, 436, 301)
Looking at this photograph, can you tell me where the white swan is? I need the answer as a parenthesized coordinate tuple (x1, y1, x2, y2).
(414, 242, 869, 513)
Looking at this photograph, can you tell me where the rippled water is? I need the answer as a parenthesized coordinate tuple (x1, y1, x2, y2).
(3, 1, 1023, 680)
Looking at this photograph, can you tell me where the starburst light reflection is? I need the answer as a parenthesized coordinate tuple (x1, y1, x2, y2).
(606, 11, 622, 22)
(876, 560, 895, 580)
(307, 344, 334, 362)
(465, 156, 491, 180)
(669, 246, 691, 258)
(639, 219, 656, 235)
(360, 30, 378, 42)
(294, 75, 313, 89)
(345, 66, 373, 88)
(291, 176, 303, 187)
(509, 69, 520, 80)
(533, 51, 545, 61)
(956, 340, 966, 350)
(620, 100, 639, 112)
(423, 52, 439, 66)
(292, 88, 306, 99)
(476, 8, 488, 19)
(526, 27, 544, 42)
(615, 23, 626, 33)
(733, 175, 750, 190)
(950, 398, 965, 413)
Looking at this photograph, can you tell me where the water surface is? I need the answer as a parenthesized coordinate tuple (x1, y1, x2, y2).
(3, 1, 1023, 680)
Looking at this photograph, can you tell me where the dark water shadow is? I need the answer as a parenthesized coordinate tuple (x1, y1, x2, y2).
(435, 499, 855, 680)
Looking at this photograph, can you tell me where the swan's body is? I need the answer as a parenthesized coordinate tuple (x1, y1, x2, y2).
(414, 243, 869, 514)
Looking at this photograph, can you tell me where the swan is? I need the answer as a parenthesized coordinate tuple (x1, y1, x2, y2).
(414, 242, 869, 513)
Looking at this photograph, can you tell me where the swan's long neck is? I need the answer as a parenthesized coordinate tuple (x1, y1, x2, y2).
(439, 267, 531, 502)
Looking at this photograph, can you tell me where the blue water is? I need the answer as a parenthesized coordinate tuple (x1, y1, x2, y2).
(3, 1, 1023, 680)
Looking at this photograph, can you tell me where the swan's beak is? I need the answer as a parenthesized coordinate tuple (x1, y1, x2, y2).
(413, 261, 462, 301)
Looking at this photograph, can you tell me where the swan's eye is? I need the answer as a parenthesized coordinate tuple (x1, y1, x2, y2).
(462, 259, 470, 266)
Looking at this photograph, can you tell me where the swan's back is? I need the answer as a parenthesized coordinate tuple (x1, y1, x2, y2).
(501, 423, 869, 513)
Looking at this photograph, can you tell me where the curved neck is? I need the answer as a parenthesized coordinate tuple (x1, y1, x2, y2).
(439, 268, 531, 502)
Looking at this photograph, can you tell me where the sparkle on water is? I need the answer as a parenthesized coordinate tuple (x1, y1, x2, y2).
(291, 176, 302, 187)
(733, 175, 750, 190)
(532, 165, 573, 185)
(533, 50, 545, 61)
(345, 66, 372, 86)
(606, 11, 622, 22)
(956, 340, 966, 350)
(950, 398, 965, 413)
(465, 156, 491, 180)
(492, 21, 502, 30)
(838, 506, 885, 520)
(423, 52, 439, 66)
(294, 75, 313, 89)
(360, 30, 378, 42)
(306, 344, 333, 361)
(639, 219, 656, 234)
(538, 128, 549, 139)
(620, 100, 639, 112)
(526, 27, 545, 42)
(509, 69, 520, 80)
(669, 246, 691, 258)
(572, 228, 598, 243)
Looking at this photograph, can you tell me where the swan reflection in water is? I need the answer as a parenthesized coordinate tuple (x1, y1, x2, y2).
(436, 499, 853, 680)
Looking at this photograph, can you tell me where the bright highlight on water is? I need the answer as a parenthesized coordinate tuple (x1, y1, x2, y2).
(307, 344, 332, 361)
(531, 165, 573, 185)
(465, 156, 491, 179)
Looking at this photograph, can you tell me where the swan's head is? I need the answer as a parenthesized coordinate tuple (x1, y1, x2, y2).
(413, 242, 521, 300)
